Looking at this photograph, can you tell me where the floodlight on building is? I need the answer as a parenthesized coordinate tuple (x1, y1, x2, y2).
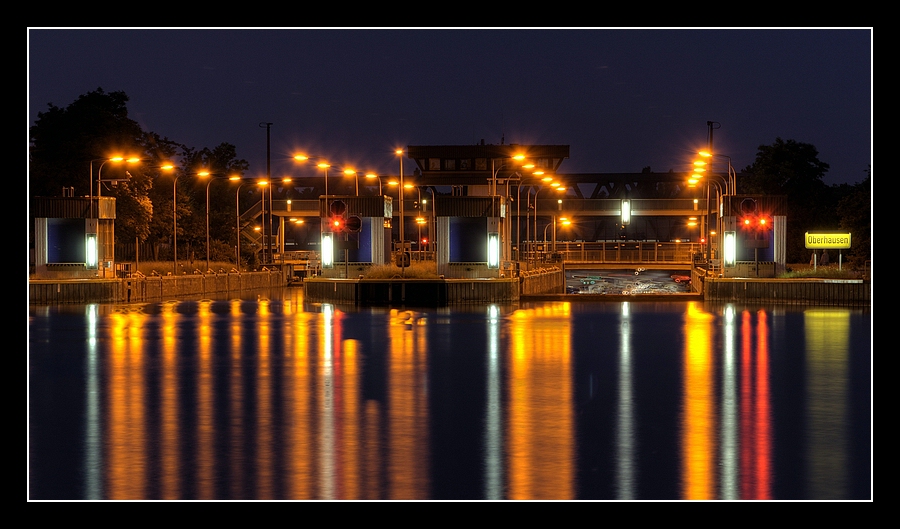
(321, 232, 334, 268)
(724, 231, 736, 267)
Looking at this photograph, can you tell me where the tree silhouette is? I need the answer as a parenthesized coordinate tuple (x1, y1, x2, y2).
(30, 88, 248, 262)
(742, 138, 835, 263)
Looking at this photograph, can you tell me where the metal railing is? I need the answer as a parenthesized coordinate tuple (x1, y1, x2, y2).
(518, 240, 704, 265)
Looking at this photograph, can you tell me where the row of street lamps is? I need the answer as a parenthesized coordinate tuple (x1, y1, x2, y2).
(164, 149, 410, 271)
(687, 146, 736, 262)
(89, 149, 584, 273)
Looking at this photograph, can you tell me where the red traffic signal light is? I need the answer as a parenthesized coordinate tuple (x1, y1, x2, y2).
(740, 214, 771, 231)
(328, 200, 349, 232)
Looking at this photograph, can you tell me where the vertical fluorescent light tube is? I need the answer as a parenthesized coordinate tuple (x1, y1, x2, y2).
(322, 233, 334, 268)
(487, 233, 500, 268)
(621, 199, 631, 225)
(724, 231, 736, 267)
(86, 233, 98, 268)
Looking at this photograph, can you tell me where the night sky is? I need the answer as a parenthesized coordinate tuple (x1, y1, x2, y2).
(27, 28, 872, 186)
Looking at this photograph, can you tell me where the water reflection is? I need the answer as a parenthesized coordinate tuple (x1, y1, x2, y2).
(805, 309, 851, 500)
(507, 302, 574, 499)
(28, 290, 871, 500)
(616, 303, 635, 500)
(682, 302, 715, 499)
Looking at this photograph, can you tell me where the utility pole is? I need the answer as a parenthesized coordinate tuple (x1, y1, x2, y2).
(706, 121, 720, 262)
(260, 122, 273, 264)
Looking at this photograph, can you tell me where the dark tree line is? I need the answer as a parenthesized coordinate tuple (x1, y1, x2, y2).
(739, 138, 871, 267)
(29, 88, 253, 264)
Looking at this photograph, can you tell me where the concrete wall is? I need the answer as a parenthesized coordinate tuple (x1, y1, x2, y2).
(29, 271, 283, 304)
(704, 278, 870, 307)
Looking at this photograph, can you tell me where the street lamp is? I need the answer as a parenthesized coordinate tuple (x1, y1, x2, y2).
(526, 175, 553, 260)
(172, 172, 185, 274)
(88, 158, 108, 219)
(90, 156, 140, 218)
(688, 161, 728, 262)
(343, 168, 360, 196)
(491, 153, 525, 196)
(698, 150, 735, 196)
(532, 181, 566, 262)
(491, 154, 526, 263)
(396, 149, 405, 251)
(201, 171, 241, 272)
(235, 179, 267, 271)
(544, 217, 572, 246)
(293, 154, 330, 196)
(365, 173, 382, 195)
(416, 215, 426, 262)
(542, 217, 571, 264)
(318, 163, 331, 197)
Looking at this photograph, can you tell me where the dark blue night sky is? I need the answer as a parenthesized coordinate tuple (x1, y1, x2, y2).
(28, 28, 872, 187)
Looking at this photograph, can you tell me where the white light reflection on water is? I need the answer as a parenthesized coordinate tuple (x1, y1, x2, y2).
(85, 304, 101, 500)
(719, 305, 738, 500)
(484, 304, 502, 500)
(616, 302, 635, 499)
(319, 303, 335, 499)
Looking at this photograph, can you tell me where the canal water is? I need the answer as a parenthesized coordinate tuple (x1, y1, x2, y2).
(28, 288, 872, 500)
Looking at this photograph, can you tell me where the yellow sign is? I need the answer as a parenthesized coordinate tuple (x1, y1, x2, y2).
(805, 232, 851, 249)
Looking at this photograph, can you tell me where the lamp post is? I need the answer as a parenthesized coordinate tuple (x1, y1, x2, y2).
(90, 157, 117, 219)
(92, 157, 119, 226)
(365, 173, 383, 195)
(172, 172, 184, 274)
(532, 182, 565, 262)
(319, 163, 330, 197)
(260, 122, 273, 265)
(543, 217, 571, 253)
(408, 184, 423, 259)
(293, 154, 332, 197)
(491, 154, 526, 263)
(202, 172, 240, 272)
(423, 186, 435, 259)
(699, 151, 736, 259)
(170, 165, 211, 274)
(98, 157, 141, 200)
(343, 168, 360, 196)
(234, 179, 265, 271)
(396, 149, 405, 251)
(692, 155, 730, 262)
(89, 158, 106, 219)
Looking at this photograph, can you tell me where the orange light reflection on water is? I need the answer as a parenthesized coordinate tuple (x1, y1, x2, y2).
(197, 300, 215, 499)
(160, 302, 180, 499)
(106, 310, 147, 500)
(682, 302, 715, 499)
(507, 302, 574, 499)
(387, 309, 430, 499)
